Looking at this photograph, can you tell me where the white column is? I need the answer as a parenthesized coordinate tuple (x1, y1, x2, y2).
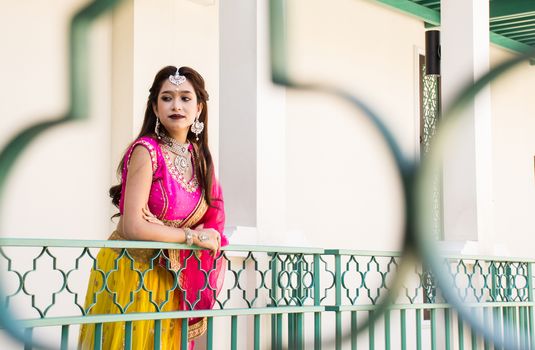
(220, 0, 258, 229)
(441, 0, 493, 245)
(256, 0, 287, 244)
(220, 0, 287, 244)
(111, 0, 135, 185)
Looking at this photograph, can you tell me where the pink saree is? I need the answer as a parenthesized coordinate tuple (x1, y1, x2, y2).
(118, 136, 228, 342)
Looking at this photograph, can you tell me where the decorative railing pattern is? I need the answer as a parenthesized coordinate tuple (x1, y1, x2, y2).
(0, 238, 533, 349)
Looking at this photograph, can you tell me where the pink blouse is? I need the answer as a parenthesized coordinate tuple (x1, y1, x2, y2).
(118, 136, 228, 245)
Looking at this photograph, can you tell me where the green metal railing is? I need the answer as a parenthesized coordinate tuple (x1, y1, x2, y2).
(0, 238, 533, 349)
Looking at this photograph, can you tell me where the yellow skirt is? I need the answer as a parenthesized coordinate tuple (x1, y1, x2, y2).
(78, 247, 182, 350)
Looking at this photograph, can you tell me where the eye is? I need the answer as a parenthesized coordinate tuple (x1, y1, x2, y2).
(161, 95, 172, 102)
(182, 96, 191, 102)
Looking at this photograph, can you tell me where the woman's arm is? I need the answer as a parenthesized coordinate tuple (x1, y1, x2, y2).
(121, 145, 186, 243)
(121, 145, 220, 253)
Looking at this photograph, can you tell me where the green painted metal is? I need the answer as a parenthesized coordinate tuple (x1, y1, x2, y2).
(0, 238, 325, 254)
(494, 24, 535, 36)
(471, 324, 478, 349)
(93, 323, 102, 350)
(384, 310, 391, 349)
(524, 306, 530, 350)
(490, 31, 533, 55)
(313, 254, 322, 350)
(180, 321, 187, 350)
(519, 307, 526, 350)
(373, 0, 440, 25)
(15, 306, 325, 328)
(430, 309, 436, 350)
(326, 249, 401, 258)
(483, 308, 491, 350)
(2, 242, 535, 349)
(2, 237, 534, 350)
(503, 307, 510, 346)
(271, 314, 276, 349)
(416, 309, 422, 350)
(375, 0, 535, 53)
(207, 317, 214, 350)
(330, 301, 535, 312)
(125, 321, 133, 350)
(368, 310, 374, 350)
(512, 307, 518, 349)
(254, 315, 260, 350)
(526, 306, 531, 350)
(444, 309, 451, 350)
(400, 309, 406, 350)
(527, 263, 534, 349)
(60, 325, 69, 350)
(153, 319, 161, 350)
(231, 315, 237, 350)
(335, 254, 342, 350)
(335, 312, 342, 349)
(508, 30, 535, 41)
(296, 313, 304, 350)
(288, 313, 295, 349)
(351, 311, 357, 350)
(458, 317, 464, 350)
(314, 312, 322, 350)
(491, 16, 535, 29)
(495, 307, 504, 350)
(23, 328, 32, 350)
(269, 0, 289, 84)
(276, 314, 282, 350)
(490, 0, 535, 20)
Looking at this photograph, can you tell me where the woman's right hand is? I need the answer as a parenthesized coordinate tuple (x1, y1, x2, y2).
(194, 228, 221, 257)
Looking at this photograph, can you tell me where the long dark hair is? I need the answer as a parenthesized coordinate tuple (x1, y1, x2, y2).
(109, 66, 216, 213)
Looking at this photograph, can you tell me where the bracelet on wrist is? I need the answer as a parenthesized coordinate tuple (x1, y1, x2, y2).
(184, 228, 195, 246)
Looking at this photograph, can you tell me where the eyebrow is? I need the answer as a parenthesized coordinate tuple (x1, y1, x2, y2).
(161, 90, 193, 95)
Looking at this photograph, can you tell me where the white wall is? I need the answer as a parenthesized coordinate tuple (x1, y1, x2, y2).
(131, 0, 220, 161)
(284, 0, 424, 251)
(0, 0, 112, 240)
(282, 0, 535, 258)
(489, 46, 535, 258)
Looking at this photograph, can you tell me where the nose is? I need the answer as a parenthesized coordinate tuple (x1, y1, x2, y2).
(173, 99, 182, 111)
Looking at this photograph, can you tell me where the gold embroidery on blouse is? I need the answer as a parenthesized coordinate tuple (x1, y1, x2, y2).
(157, 179, 168, 219)
(129, 139, 158, 173)
(161, 218, 183, 228)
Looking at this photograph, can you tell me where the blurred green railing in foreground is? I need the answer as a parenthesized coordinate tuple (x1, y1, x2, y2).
(0, 238, 533, 349)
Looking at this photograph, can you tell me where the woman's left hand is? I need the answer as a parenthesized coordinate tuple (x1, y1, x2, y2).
(142, 205, 164, 226)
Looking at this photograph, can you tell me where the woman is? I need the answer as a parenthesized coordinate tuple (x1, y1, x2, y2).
(79, 66, 228, 349)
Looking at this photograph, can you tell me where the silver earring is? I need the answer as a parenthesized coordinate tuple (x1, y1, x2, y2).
(190, 117, 204, 141)
(155, 118, 162, 139)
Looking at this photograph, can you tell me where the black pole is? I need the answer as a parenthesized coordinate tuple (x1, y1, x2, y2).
(425, 30, 441, 75)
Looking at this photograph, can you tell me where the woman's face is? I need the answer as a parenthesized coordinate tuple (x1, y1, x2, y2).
(153, 79, 202, 137)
